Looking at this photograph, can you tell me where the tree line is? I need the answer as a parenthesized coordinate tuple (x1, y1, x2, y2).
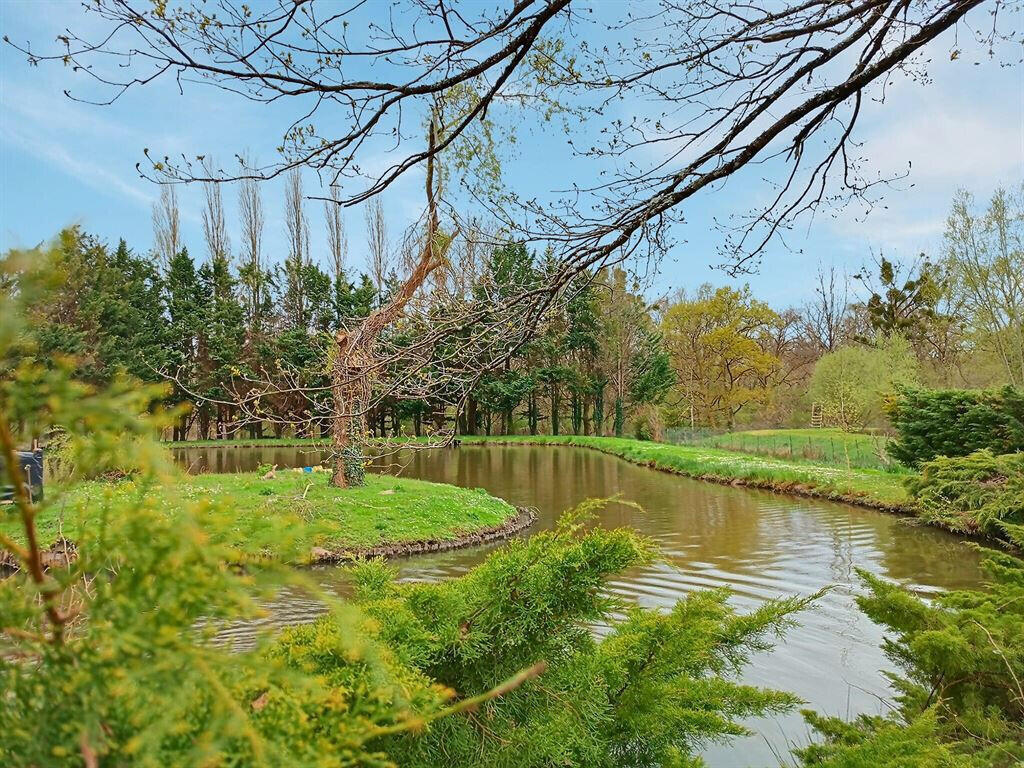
(22, 183, 1022, 442)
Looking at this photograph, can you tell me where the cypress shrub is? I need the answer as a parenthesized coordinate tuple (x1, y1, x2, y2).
(905, 449, 1024, 537)
(886, 385, 1024, 467)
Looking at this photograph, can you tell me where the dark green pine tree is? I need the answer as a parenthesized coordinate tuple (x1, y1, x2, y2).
(93, 239, 167, 384)
(32, 228, 105, 376)
(303, 262, 334, 335)
(565, 276, 601, 434)
(334, 270, 377, 330)
(204, 254, 246, 438)
(164, 248, 203, 441)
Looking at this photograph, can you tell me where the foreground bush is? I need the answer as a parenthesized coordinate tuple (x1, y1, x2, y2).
(906, 449, 1024, 537)
(797, 524, 1024, 767)
(886, 386, 1024, 467)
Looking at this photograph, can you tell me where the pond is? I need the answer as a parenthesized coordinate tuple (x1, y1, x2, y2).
(173, 443, 984, 767)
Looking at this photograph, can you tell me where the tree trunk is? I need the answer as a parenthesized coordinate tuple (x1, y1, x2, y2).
(614, 396, 625, 437)
(330, 332, 366, 488)
(594, 389, 604, 437)
(198, 406, 211, 441)
(550, 383, 560, 436)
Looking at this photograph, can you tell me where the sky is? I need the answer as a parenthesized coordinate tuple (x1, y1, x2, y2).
(1, 0, 1022, 308)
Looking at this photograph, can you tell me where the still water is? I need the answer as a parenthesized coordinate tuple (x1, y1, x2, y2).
(173, 443, 984, 767)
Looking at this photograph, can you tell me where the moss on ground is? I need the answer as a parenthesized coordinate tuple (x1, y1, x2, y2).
(4, 471, 519, 564)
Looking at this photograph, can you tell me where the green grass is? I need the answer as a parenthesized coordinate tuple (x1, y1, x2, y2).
(452, 434, 912, 508)
(164, 432, 911, 508)
(665, 427, 899, 472)
(5, 471, 518, 563)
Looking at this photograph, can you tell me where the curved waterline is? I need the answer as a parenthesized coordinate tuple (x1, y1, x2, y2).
(173, 443, 984, 768)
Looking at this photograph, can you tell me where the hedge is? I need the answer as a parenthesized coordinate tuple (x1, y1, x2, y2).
(886, 385, 1024, 467)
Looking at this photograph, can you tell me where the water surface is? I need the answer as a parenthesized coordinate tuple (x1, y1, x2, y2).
(173, 443, 984, 767)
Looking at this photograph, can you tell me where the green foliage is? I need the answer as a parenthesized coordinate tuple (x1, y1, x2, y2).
(904, 449, 1024, 536)
(302, 502, 817, 767)
(886, 385, 1024, 466)
(855, 255, 946, 342)
(798, 526, 1024, 767)
(797, 710, 974, 767)
(809, 336, 918, 431)
(661, 284, 782, 428)
(18, 228, 168, 386)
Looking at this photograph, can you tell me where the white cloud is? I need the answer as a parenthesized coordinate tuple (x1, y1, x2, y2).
(858, 109, 1023, 185)
(2, 122, 155, 208)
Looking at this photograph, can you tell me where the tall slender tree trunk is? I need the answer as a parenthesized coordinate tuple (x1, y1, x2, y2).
(550, 383, 560, 436)
(330, 332, 365, 488)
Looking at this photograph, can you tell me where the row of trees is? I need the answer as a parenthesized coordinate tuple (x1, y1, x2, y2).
(26, 184, 1021, 442)
(28, 163, 676, 444)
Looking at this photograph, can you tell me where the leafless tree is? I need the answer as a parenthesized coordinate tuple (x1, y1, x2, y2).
(151, 184, 180, 269)
(325, 186, 347, 291)
(284, 168, 311, 329)
(803, 263, 850, 354)
(364, 198, 390, 299)
(201, 166, 230, 263)
(238, 165, 266, 325)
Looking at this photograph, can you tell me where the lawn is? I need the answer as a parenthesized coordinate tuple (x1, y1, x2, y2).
(5, 470, 519, 564)
(665, 427, 898, 471)
(453, 434, 912, 509)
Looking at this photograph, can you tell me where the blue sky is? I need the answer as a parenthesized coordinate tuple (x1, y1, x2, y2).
(1, 0, 1021, 307)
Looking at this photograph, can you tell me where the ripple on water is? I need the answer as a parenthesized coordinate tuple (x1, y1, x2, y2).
(180, 444, 984, 768)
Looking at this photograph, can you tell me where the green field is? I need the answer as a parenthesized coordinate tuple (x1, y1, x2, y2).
(665, 427, 900, 471)
(5, 471, 518, 564)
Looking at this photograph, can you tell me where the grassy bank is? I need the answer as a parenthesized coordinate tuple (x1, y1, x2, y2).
(665, 428, 898, 471)
(164, 433, 911, 509)
(5, 471, 520, 564)
(454, 434, 912, 509)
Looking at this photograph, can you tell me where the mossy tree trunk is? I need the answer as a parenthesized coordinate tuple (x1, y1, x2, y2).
(328, 114, 453, 488)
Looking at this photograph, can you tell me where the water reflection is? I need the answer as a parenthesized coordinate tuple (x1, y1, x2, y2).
(174, 443, 984, 768)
